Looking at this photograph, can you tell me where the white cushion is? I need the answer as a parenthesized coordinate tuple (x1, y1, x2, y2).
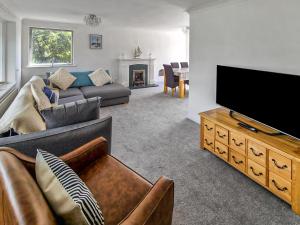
(0, 83, 46, 134)
(49, 68, 76, 90)
(89, 69, 112, 87)
(31, 84, 52, 111)
(36, 150, 104, 225)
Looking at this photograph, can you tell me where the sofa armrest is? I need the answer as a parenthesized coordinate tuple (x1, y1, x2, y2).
(0, 137, 108, 177)
(120, 176, 174, 225)
(0, 151, 56, 225)
(0, 116, 112, 157)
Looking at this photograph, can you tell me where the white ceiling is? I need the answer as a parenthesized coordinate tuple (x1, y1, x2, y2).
(0, 0, 227, 29)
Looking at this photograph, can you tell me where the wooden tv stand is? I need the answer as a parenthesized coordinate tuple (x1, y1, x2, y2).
(200, 108, 300, 215)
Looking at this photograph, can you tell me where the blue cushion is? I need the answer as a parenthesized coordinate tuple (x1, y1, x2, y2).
(70, 71, 94, 87)
(43, 87, 56, 103)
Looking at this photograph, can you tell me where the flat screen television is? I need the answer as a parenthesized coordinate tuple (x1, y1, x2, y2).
(216, 65, 300, 140)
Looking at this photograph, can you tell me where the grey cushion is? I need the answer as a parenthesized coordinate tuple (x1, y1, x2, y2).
(41, 97, 101, 129)
(80, 83, 131, 100)
(59, 88, 83, 99)
(58, 95, 85, 105)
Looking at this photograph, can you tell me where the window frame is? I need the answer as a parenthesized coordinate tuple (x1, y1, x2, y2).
(28, 27, 74, 67)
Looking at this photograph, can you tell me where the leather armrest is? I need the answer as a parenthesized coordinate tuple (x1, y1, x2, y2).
(0, 137, 108, 177)
(120, 176, 174, 225)
(0, 152, 56, 225)
(60, 137, 108, 174)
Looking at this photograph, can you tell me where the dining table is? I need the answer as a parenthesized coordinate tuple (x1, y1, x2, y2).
(164, 68, 189, 99)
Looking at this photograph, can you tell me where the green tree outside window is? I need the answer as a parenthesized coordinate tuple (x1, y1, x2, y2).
(30, 28, 73, 65)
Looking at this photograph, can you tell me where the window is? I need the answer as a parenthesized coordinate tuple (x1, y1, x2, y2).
(29, 27, 73, 66)
(0, 21, 4, 82)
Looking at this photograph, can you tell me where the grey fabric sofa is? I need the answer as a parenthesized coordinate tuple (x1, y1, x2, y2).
(0, 116, 112, 157)
(59, 83, 131, 107)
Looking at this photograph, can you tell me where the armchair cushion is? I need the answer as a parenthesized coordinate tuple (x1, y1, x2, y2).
(36, 149, 104, 225)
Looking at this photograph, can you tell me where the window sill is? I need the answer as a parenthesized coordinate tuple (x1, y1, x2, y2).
(27, 64, 77, 68)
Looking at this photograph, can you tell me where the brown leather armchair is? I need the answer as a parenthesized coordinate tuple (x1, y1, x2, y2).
(0, 137, 174, 225)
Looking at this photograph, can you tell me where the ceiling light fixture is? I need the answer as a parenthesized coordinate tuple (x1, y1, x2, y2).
(84, 14, 102, 27)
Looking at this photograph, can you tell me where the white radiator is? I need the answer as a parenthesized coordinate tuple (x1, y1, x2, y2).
(0, 88, 18, 117)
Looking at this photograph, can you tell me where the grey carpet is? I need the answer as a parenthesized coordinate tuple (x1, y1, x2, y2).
(101, 84, 300, 225)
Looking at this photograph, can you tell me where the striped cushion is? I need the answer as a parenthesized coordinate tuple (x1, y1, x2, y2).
(35, 150, 104, 225)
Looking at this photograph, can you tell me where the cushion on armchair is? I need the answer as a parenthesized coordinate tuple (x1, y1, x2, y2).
(36, 149, 104, 225)
(40, 97, 101, 129)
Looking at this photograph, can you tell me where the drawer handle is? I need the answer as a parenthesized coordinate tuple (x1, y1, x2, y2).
(217, 131, 226, 138)
(250, 147, 264, 157)
(272, 159, 288, 170)
(216, 147, 226, 155)
(205, 124, 213, 131)
(250, 166, 263, 177)
(205, 139, 213, 146)
(272, 179, 288, 192)
(232, 156, 243, 165)
(232, 138, 244, 147)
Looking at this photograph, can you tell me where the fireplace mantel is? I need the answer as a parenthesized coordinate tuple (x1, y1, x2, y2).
(118, 58, 156, 87)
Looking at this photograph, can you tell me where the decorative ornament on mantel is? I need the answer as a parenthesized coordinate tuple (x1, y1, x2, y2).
(84, 14, 102, 27)
(133, 46, 142, 59)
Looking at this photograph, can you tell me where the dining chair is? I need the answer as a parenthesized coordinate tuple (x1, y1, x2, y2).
(163, 64, 179, 96)
(170, 62, 180, 69)
(180, 62, 189, 68)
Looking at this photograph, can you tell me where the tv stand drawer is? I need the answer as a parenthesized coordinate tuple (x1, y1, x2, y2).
(229, 132, 246, 155)
(215, 125, 229, 145)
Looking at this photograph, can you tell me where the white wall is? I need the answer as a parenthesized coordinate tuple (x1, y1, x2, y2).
(5, 21, 16, 83)
(188, 0, 300, 123)
(0, 3, 21, 87)
(21, 19, 188, 84)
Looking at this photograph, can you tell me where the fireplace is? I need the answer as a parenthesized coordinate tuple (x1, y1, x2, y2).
(129, 64, 148, 89)
(132, 70, 146, 87)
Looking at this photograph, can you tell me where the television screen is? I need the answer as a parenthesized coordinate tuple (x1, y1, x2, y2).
(216, 65, 300, 140)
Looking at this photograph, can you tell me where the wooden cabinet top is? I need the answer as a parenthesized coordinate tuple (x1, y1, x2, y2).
(200, 108, 300, 159)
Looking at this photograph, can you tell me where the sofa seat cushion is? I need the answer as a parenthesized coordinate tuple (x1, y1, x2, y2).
(59, 88, 83, 99)
(80, 83, 131, 100)
(80, 155, 152, 225)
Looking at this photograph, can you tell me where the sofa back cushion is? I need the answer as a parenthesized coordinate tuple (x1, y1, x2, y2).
(41, 97, 101, 129)
(70, 71, 94, 88)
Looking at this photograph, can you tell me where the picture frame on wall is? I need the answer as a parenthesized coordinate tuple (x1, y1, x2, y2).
(89, 34, 102, 49)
